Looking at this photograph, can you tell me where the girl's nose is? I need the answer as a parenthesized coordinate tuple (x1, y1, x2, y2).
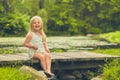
(36, 23, 39, 25)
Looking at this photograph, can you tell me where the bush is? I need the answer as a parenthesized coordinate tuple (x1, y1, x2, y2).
(0, 13, 29, 37)
(102, 58, 120, 80)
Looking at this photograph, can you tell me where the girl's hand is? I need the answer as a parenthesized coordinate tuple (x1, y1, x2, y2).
(32, 45, 38, 50)
(45, 48, 50, 53)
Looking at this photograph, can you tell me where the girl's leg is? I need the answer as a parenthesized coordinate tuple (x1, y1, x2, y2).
(44, 52, 51, 73)
(44, 52, 55, 76)
(33, 53, 47, 72)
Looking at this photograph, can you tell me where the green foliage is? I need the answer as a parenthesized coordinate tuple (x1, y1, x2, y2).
(0, 66, 31, 80)
(91, 48, 120, 56)
(47, 0, 120, 35)
(0, 46, 26, 55)
(90, 47, 120, 80)
(0, 48, 13, 54)
(1, 0, 120, 36)
(50, 48, 67, 53)
(19, 0, 40, 16)
(99, 31, 120, 43)
(91, 31, 120, 80)
(102, 59, 120, 80)
(0, 13, 29, 37)
(37, 9, 48, 31)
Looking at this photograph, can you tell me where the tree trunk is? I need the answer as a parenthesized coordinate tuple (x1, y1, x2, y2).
(2, 0, 9, 15)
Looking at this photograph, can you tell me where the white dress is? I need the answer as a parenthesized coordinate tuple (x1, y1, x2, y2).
(28, 32, 45, 58)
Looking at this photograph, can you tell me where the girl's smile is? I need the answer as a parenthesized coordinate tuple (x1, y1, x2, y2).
(33, 19, 41, 31)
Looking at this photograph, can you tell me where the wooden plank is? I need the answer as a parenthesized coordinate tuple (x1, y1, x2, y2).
(0, 55, 13, 61)
(0, 52, 119, 65)
(51, 53, 71, 62)
(52, 52, 118, 59)
(0, 55, 28, 61)
(53, 52, 113, 58)
(15, 53, 29, 57)
(51, 53, 71, 59)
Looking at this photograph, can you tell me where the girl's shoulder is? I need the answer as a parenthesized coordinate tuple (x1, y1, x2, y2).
(26, 32, 33, 38)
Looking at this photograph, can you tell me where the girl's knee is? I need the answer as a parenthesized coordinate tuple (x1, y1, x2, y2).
(44, 52, 51, 58)
(40, 55, 46, 60)
(35, 54, 45, 60)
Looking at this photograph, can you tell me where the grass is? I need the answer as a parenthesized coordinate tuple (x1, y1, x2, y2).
(90, 48, 120, 56)
(102, 58, 120, 80)
(90, 49, 120, 80)
(91, 31, 120, 80)
(99, 31, 120, 44)
(90, 48, 120, 80)
(0, 66, 31, 80)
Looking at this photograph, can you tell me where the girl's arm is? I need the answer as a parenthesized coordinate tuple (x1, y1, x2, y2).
(43, 41, 50, 53)
(41, 30, 50, 53)
(24, 32, 38, 50)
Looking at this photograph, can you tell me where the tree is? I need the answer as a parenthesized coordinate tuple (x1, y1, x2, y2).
(2, 0, 8, 15)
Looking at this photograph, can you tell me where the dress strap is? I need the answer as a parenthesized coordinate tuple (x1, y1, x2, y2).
(31, 32, 35, 36)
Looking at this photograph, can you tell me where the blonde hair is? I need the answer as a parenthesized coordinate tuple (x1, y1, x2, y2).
(30, 16, 46, 42)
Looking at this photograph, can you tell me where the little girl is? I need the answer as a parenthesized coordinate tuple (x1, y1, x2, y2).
(24, 16, 55, 77)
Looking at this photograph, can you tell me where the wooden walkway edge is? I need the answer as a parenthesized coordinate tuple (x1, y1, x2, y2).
(0, 51, 119, 71)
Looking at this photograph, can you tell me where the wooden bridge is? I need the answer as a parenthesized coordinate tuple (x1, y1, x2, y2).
(0, 51, 119, 72)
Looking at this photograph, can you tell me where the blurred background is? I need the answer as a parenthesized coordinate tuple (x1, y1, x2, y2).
(0, 0, 120, 37)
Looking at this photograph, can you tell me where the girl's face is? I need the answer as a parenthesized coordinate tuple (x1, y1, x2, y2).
(32, 18, 42, 31)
